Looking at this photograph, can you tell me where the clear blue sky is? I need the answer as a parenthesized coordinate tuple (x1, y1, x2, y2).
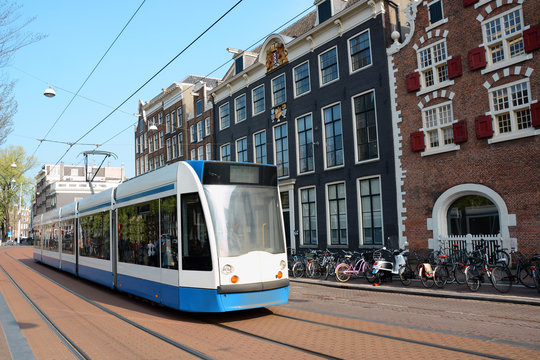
(5, 0, 315, 180)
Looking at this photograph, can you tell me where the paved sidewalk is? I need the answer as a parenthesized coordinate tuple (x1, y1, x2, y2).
(291, 276, 540, 306)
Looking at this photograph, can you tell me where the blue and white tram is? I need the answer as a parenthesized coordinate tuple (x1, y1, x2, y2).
(32, 161, 289, 312)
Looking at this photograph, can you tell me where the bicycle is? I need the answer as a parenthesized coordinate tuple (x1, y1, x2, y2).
(511, 250, 536, 288)
(433, 244, 468, 288)
(465, 245, 512, 293)
(335, 250, 376, 283)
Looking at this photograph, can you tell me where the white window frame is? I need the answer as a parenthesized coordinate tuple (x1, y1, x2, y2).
(190, 149, 196, 160)
(271, 73, 286, 107)
(351, 89, 380, 164)
(172, 136, 178, 158)
(197, 146, 204, 160)
(347, 29, 372, 74)
(295, 112, 315, 175)
(253, 129, 267, 164)
(236, 137, 248, 162)
(196, 99, 203, 117)
(219, 103, 230, 130)
(488, 79, 538, 144)
(159, 131, 164, 149)
(273, 122, 289, 178)
(220, 143, 231, 161)
(252, 84, 265, 116)
(325, 181, 348, 247)
(205, 143, 211, 160)
(357, 175, 384, 247)
(166, 138, 171, 161)
(416, 39, 452, 94)
(177, 107, 183, 128)
(166, 113, 171, 133)
(321, 101, 345, 170)
(204, 117, 210, 137)
(319, 46, 339, 87)
(298, 186, 317, 247)
(197, 121, 203, 143)
(293, 60, 311, 98)
(235, 94, 247, 123)
(178, 133, 184, 157)
(421, 100, 459, 156)
(426, 0, 448, 30)
(481, 6, 531, 74)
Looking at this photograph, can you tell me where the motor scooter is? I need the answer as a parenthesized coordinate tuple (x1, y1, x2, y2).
(371, 245, 409, 284)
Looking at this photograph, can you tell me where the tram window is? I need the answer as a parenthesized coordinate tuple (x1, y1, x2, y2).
(181, 193, 212, 271)
(117, 199, 160, 267)
(32, 227, 41, 249)
(160, 195, 178, 270)
(79, 211, 110, 260)
(61, 218, 75, 255)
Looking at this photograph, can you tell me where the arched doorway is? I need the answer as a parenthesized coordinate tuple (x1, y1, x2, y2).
(447, 195, 500, 236)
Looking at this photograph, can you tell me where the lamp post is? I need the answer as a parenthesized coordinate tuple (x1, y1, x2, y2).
(10, 163, 22, 244)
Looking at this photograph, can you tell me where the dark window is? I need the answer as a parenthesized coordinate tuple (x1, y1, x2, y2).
(429, 0, 443, 24)
(272, 74, 286, 105)
(301, 187, 317, 245)
(254, 131, 267, 164)
(196, 100, 202, 116)
(253, 85, 265, 114)
(181, 193, 212, 271)
(160, 196, 178, 270)
(274, 123, 289, 177)
(117, 200, 159, 267)
(61, 218, 75, 255)
(294, 62, 310, 96)
(447, 196, 500, 236)
(318, 0, 332, 24)
(354, 91, 378, 161)
(328, 183, 347, 245)
(360, 178, 382, 246)
(350, 31, 371, 71)
(235, 56, 244, 74)
(320, 48, 338, 84)
(324, 103, 343, 168)
(79, 211, 110, 260)
(297, 114, 314, 173)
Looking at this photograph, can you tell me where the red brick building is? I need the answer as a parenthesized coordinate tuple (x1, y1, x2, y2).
(388, 0, 539, 253)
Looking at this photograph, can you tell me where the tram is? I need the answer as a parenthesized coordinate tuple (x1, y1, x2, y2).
(32, 161, 289, 312)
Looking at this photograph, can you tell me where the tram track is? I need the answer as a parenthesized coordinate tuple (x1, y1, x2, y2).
(4, 252, 213, 360)
(7, 250, 537, 359)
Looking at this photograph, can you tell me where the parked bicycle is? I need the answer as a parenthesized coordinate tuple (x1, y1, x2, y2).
(335, 250, 376, 283)
(465, 245, 512, 293)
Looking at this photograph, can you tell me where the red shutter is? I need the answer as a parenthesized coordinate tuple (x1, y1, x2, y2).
(468, 47, 486, 70)
(524, 24, 540, 53)
(406, 72, 420, 93)
(531, 102, 540, 127)
(447, 56, 462, 79)
(410, 131, 425, 152)
(463, 0, 479, 7)
(453, 120, 467, 143)
(475, 116, 493, 139)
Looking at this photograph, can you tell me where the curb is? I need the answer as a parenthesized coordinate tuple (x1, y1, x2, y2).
(291, 278, 540, 306)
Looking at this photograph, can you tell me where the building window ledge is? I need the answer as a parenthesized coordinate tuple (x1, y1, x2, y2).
(481, 54, 533, 75)
(416, 80, 454, 97)
(488, 128, 539, 144)
(421, 144, 460, 157)
(425, 18, 448, 33)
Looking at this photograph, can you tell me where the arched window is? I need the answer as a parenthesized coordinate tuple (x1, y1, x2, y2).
(447, 195, 500, 236)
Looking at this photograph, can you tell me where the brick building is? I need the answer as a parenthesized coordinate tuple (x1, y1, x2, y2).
(135, 76, 218, 176)
(388, 0, 540, 253)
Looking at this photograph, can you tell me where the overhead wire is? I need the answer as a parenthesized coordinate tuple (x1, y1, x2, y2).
(98, 3, 316, 148)
(52, 0, 244, 168)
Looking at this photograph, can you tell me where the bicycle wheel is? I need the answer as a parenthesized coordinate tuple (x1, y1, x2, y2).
(306, 261, 318, 278)
(453, 263, 466, 285)
(365, 262, 377, 283)
(399, 265, 413, 286)
(495, 250, 511, 267)
(517, 266, 536, 288)
(335, 263, 351, 282)
(465, 266, 481, 292)
(491, 265, 512, 293)
(419, 265, 434, 288)
(292, 262, 305, 278)
(433, 265, 448, 288)
(324, 260, 336, 280)
(534, 267, 540, 294)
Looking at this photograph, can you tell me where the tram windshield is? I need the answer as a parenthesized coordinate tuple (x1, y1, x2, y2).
(204, 185, 285, 257)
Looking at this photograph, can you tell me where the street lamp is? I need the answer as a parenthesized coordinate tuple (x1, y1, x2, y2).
(10, 163, 22, 244)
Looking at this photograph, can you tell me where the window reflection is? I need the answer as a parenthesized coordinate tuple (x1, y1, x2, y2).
(79, 211, 110, 260)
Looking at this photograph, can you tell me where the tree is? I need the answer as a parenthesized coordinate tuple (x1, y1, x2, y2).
(0, 145, 36, 241)
(0, 1, 45, 144)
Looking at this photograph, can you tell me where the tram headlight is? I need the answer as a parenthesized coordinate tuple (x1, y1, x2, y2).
(280, 260, 286, 270)
(277, 271, 283, 279)
(231, 275, 239, 283)
(222, 264, 234, 275)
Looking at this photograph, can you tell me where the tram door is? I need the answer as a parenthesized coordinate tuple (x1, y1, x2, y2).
(280, 191, 291, 253)
(159, 195, 180, 309)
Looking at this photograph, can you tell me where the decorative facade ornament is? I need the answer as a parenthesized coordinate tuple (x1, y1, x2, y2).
(271, 103, 287, 122)
(266, 40, 288, 73)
